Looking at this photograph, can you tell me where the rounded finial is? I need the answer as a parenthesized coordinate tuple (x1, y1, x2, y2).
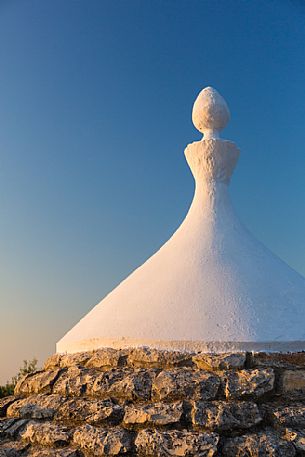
(192, 87, 230, 139)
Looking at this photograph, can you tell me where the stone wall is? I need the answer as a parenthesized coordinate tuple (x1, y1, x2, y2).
(1, 348, 305, 456)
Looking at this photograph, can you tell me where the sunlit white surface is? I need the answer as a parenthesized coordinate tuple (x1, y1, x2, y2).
(57, 87, 305, 354)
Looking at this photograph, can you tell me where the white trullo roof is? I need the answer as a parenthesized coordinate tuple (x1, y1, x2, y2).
(57, 87, 305, 354)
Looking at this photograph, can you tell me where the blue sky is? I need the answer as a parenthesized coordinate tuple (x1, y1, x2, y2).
(0, 0, 305, 382)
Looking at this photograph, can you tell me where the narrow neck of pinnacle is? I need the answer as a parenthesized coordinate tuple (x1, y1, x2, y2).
(202, 129, 220, 140)
(193, 179, 231, 211)
(180, 177, 235, 235)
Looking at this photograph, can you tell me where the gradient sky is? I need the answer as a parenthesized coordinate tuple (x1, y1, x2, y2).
(0, 0, 305, 383)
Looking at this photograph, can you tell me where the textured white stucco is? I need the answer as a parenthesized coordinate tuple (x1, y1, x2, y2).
(57, 87, 305, 354)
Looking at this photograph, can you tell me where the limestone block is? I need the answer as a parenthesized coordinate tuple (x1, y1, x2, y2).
(53, 366, 155, 402)
(0, 441, 29, 456)
(43, 354, 63, 370)
(190, 401, 262, 431)
(192, 352, 246, 371)
(152, 369, 219, 401)
(268, 404, 305, 428)
(15, 370, 61, 395)
(123, 402, 183, 426)
(127, 347, 193, 369)
(46, 348, 125, 371)
(225, 368, 274, 399)
(0, 418, 18, 437)
(250, 352, 305, 369)
(280, 370, 305, 395)
(0, 397, 17, 417)
(27, 448, 79, 457)
(21, 421, 71, 447)
(223, 430, 296, 456)
(73, 424, 131, 455)
(283, 428, 305, 455)
(53, 367, 97, 397)
(55, 398, 123, 425)
(0, 419, 28, 440)
(44, 352, 92, 370)
(7, 395, 65, 420)
(85, 348, 122, 369)
(90, 368, 156, 402)
(135, 429, 219, 457)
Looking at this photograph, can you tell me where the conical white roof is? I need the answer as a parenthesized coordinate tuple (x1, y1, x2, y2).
(57, 87, 305, 354)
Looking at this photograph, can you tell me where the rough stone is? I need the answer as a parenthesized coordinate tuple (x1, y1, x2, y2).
(135, 429, 219, 456)
(193, 352, 246, 371)
(44, 354, 63, 370)
(44, 352, 92, 371)
(21, 421, 71, 447)
(7, 394, 65, 419)
(47, 348, 196, 371)
(85, 348, 122, 369)
(280, 370, 305, 395)
(190, 400, 262, 431)
(127, 347, 193, 368)
(283, 428, 305, 455)
(90, 368, 155, 402)
(0, 418, 16, 436)
(15, 370, 61, 395)
(53, 367, 97, 397)
(27, 448, 80, 457)
(0, 441, 29, 457)
(55, 398, 123, 425)
(73, 424, 131, 455)
(223, 430, 296, 456)
(250, 352, 305, 369)
(152, 369, 219, 401)
(0, 397, 17, 417)
(0, 419, 28, 440)
(225, 368, 274, 399)
(268, 404, 305, 428)
(123, 402, 183, 426)
(53, 367, 155, 402)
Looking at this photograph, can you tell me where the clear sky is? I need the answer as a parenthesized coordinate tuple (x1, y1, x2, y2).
(0, 0, 305, 383)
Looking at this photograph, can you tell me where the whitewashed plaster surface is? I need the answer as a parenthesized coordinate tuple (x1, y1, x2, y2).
(57, 87, 305, 354)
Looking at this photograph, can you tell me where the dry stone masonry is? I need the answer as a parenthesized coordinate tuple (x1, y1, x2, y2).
(39, 86, 305, 456)
(1, 348, 305, 456)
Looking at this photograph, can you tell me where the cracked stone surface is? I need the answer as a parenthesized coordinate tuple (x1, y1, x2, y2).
(193, 352, 246, 371)
(267, 404, 305, 428)
(223, 430, 296, 456)
(7, 395, 65, 420)
(224, 368, 274, 399)
(55, 398, 123, 425)
(190, 400, 262, 431)
(152, 369, 220, 401)
(123, 401, 183, 426)
(135, 429, 219, 457)
(21, 422, 71, 447)
(72, 425, 131, 456)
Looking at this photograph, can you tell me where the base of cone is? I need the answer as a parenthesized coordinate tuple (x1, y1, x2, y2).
(56, 337, 305, 354)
